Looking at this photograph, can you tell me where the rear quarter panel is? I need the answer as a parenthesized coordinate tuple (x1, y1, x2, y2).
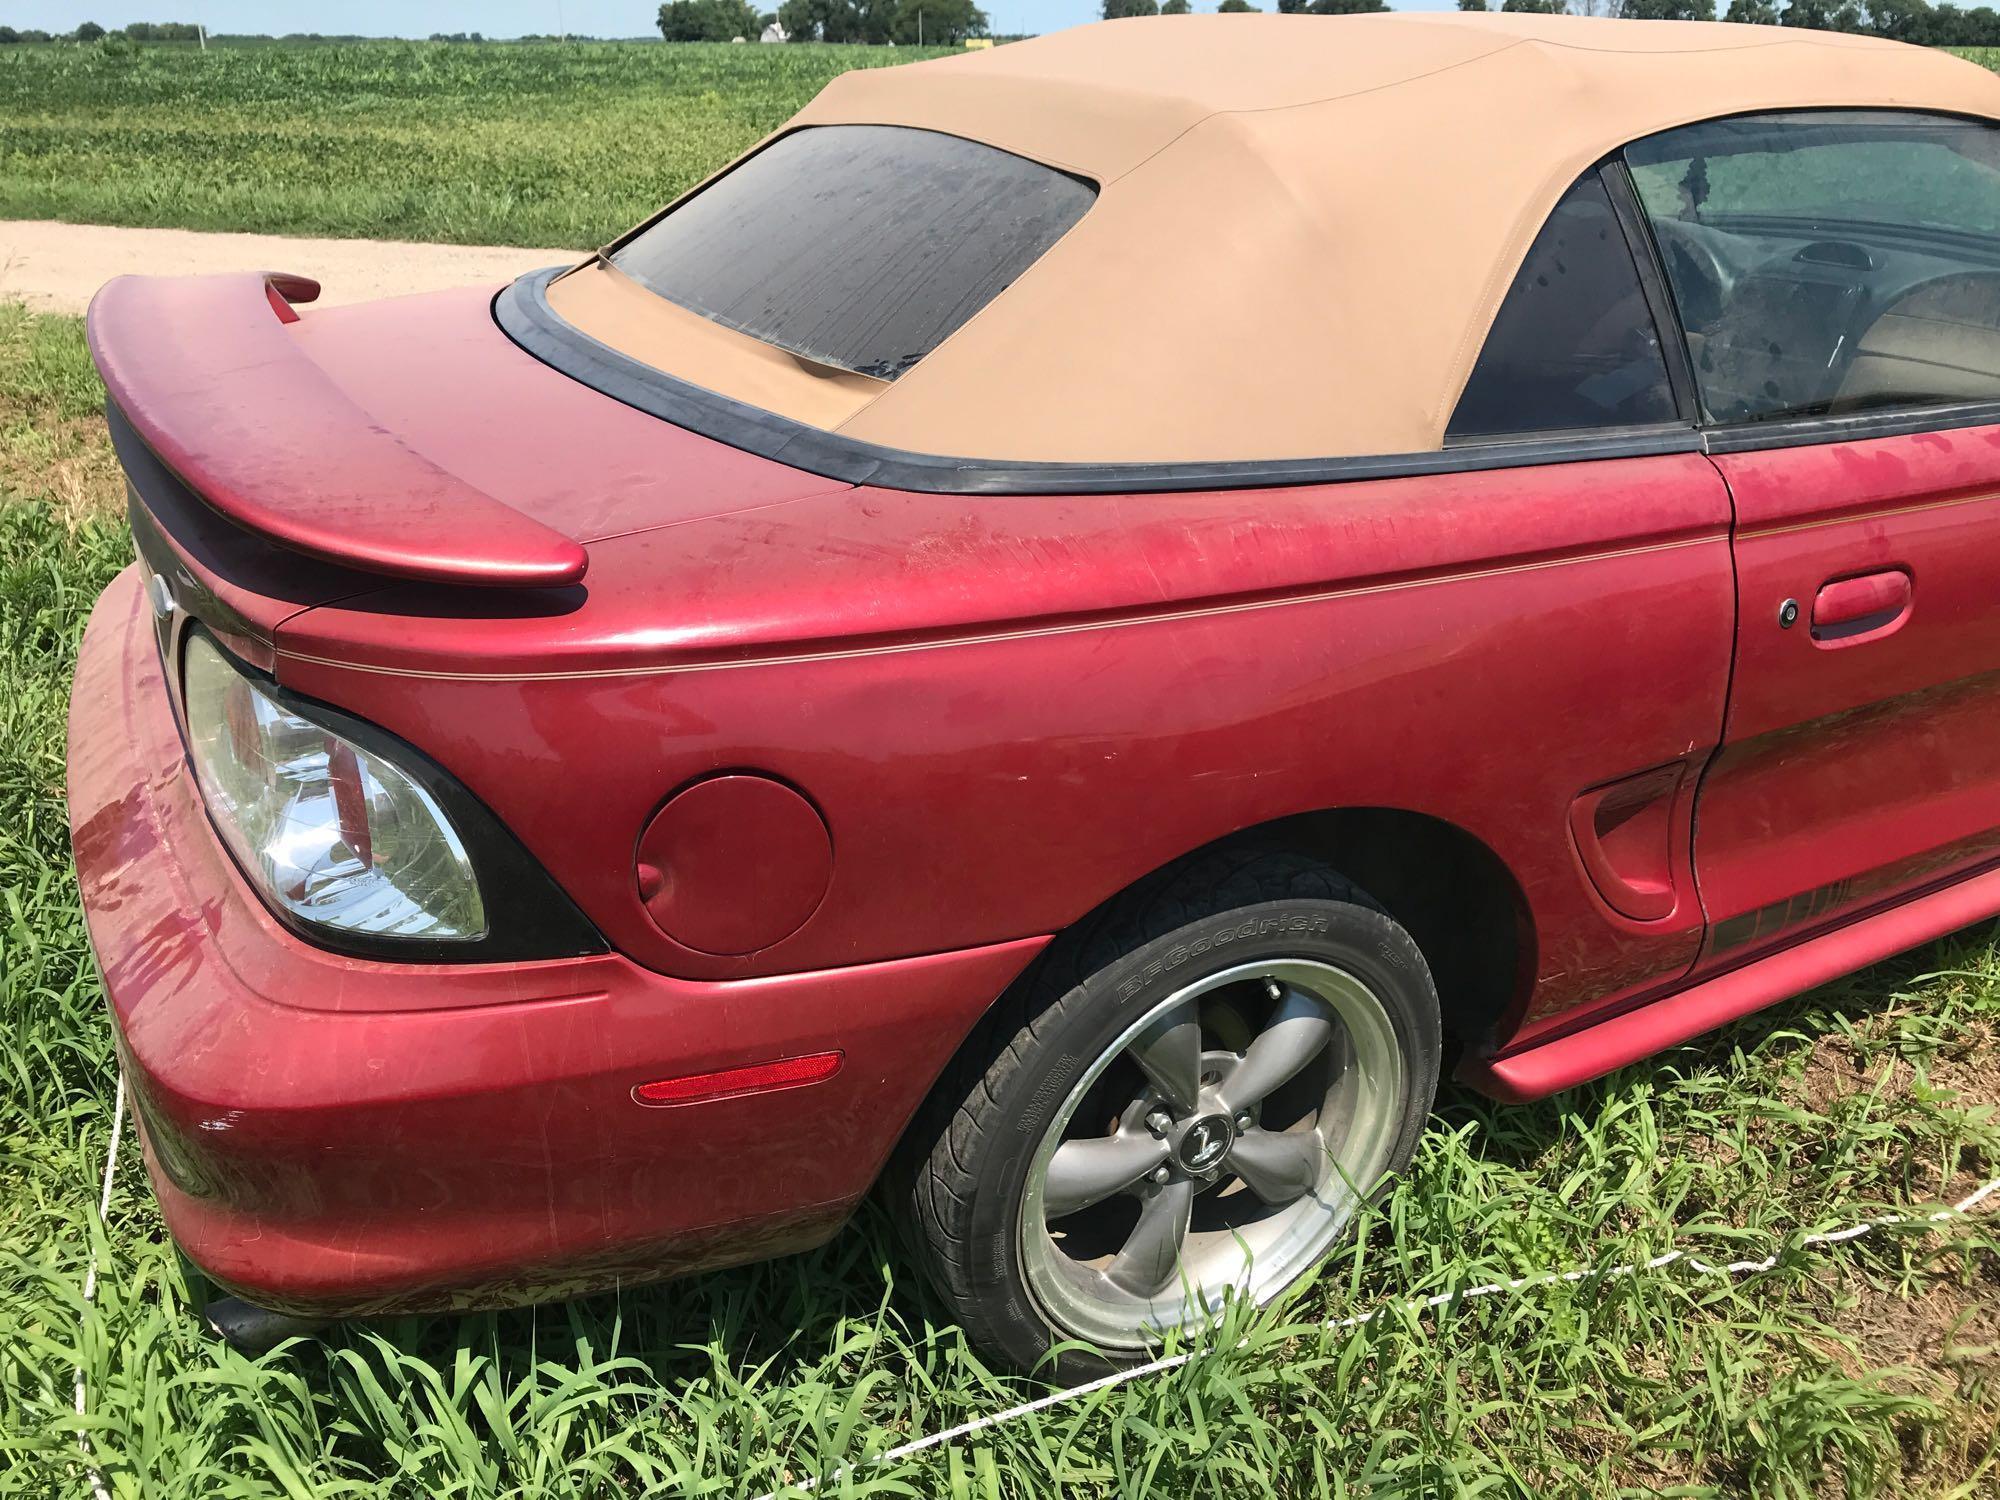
(276, 453, 1735, 1037)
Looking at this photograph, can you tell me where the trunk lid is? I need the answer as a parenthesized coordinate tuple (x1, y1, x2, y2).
(90, 271, 849, 640)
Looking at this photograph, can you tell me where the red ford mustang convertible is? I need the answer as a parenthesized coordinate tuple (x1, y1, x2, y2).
(68, 13, 2000, 1373)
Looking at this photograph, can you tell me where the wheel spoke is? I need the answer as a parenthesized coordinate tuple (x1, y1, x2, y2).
(1105, 1178, 1194, 1296)
(1125, 1005, 1203, 1114)
(1218, 987, 1334, 1111)
(1226, 1126, 1326, 1205)
(1043, 1134, 1168, 1219)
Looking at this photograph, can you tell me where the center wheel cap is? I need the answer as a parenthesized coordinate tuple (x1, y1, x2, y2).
(1174, 1113, 1235, 1174)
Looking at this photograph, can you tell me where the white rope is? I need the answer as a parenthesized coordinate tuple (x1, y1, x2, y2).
(73, 1073, 124, 1500)
(759, 1173, 2000, 1497)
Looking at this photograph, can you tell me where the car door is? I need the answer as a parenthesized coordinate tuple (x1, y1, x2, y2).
(1441, 164, 1734, 1026)
(1624, 110, 2000, 966)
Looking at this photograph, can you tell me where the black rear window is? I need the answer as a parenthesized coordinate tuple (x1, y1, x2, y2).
(610, 125, 1097, 381)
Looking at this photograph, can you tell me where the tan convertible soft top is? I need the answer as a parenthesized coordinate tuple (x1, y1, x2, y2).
(548, 13, 2000, 465)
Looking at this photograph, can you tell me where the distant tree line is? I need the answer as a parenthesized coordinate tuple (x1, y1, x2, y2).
(1452, 0, 2000, 39)
(657, 0, 759, 39)
(1107, 0, 2000, 30)
(20, 0, 2000, 47)
(0, 22, 630, 44)
(668, 0, 989, 43)
(0, 21, 198, 43)
(0, 19, 117, 42)
(1105, 0, 1382, 14)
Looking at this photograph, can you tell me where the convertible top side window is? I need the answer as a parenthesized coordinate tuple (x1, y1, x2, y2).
(1446, 171, 1681, 443)
(1625, 111, 2000, 428)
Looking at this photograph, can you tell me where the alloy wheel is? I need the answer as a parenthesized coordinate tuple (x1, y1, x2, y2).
(1018, 957, 1407, 1350)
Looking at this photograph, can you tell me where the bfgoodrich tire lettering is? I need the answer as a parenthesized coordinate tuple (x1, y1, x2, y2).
(903, 849, 1442, 1380)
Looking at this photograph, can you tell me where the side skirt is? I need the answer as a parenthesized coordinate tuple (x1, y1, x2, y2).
(1457, 861, 2000, 1103)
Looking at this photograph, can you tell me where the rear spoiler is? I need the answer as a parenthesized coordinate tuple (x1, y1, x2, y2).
(87, 272, 588, 589)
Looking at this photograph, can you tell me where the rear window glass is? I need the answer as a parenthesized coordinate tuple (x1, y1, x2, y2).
(610, 125, 1097, 381)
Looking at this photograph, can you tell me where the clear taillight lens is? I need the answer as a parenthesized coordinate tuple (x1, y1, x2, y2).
(181, 633, 487, 941)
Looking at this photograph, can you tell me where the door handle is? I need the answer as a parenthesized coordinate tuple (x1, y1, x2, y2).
(1810, 569, 1911, 648)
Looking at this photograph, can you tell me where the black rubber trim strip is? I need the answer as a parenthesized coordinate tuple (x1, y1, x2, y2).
(1704, 399, 2000, 453)
(496, 268, 1705, 496)
(1598, 157, 1703, 428)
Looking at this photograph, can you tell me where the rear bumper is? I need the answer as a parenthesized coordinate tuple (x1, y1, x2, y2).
(68, 567, 1044, 1316)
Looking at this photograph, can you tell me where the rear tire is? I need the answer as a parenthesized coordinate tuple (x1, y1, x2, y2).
(904, 850, 1441, 1380)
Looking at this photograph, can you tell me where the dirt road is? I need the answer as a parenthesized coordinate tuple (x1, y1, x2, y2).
(0, 220, 579, 315)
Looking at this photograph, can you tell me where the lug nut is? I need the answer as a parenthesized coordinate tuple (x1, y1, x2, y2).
(1146, 1110, 1172, 1136)
(1235, 1113, 1252, 1131)
(1151, 1165, 1171, 1185)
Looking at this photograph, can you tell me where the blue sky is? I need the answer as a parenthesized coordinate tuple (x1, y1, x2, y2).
(13, 0, 1461, 40)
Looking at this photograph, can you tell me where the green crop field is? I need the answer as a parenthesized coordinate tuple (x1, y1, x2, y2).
(1, 39, 1999, 248)
(0, 302, 1997, 1493)
(1, 39, 1999, 249)
(0, 41, 953, 247)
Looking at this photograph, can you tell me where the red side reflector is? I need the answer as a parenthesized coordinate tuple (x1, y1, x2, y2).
(632, 1050, 843, 1108)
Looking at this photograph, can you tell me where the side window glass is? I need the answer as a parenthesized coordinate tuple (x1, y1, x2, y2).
(1447, 171, 1679, 441)
(1625, 111, 2000, 425)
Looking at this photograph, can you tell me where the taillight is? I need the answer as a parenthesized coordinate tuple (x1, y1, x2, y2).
(181, 631, 486, 941)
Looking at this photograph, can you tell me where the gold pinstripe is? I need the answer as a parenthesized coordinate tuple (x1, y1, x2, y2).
(275, 531, 1724, 684)
(1740, 486, 2000, 541)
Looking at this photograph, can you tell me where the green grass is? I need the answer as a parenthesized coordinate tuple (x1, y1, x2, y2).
(0, 40, 953, 247)
(0, 306, 1996, 1494)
